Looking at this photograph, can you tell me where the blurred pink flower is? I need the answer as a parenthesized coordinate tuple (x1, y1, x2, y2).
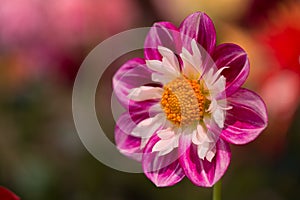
(45, 0, 141, 48)
(0, 0, 44, 48)
(0, 0, 141, 83)
(260, 70, 299, 118)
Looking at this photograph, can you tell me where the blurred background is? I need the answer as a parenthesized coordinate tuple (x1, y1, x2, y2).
(0, 0, 299, 199)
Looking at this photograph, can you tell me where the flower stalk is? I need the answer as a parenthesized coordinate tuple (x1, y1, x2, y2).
(213, 179, 222, 200)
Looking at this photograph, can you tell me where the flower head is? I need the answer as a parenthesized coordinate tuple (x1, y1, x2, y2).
(113, 12, 268, 187)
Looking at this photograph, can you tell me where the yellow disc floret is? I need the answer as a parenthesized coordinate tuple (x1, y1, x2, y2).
(161, 76, 206, 126)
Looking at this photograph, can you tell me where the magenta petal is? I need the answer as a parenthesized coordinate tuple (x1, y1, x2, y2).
(113, 58, 153, 108)
(142, 135, 185, 187)
(128, 99, 160, 124)
(221, 88, 268, 145)
(179, 135, 231, 187)
(115, 112, 143, 161)
(212, 43, 250, 97)
(179, 12, 216, 54)
(144, 22, 181, 60)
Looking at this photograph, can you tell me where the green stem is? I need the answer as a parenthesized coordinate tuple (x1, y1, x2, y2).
(213, 179, 222, 200)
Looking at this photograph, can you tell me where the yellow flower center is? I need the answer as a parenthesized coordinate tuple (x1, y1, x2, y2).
(161, 76, 206, 126)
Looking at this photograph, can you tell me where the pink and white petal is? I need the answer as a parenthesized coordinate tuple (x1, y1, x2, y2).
(128, 86, 163, 101)
(181, 58, 200, 79)
(113, 58, 153, 108)
(158, 46, 181, 75)
(190, 40, 203, 67)
(148, 103, 163, 117)
(206, 148, 217, 162)
(115, 112, 144, 161)
(152, 73, 175, 85)
(179, 135, 231, 187)
(221, 88, 268, 145)
(142, 135, 185, 187)
(192, 127, 201, 145)
(192, 124, 214, 145)
(141, 137, 150, 150)
(152, 139, 175, 156)
(207, 98, 217, 113)
(131, 114, 165, 138)
(157, 128, 176, 140)
(205, 67, 229, 88)
(144, 22, 181, 60)
(212, 107, 225, 129)
(212, 43, 250, 97)
(181, 47, 202, 79)
(146, 59, 179, 78)
(181, 40, 203, 68)
(153, 130, 179, 156)
(145, 60, 162, 71)
(205, 74, 226, 99)
(128, 100, 160, 124)
(205, 116, 223, 143)
(197, 142, 212, 160)
(179, 12, 216, 54)
(128, 100, 164, 149)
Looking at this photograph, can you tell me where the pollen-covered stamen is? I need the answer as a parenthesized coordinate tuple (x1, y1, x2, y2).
(161, 76, 206, 126)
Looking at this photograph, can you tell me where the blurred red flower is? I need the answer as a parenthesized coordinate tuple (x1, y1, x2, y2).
(256, 2, 300, 118)
(251, 2, 300, 155)
(0, 186, 20, 200)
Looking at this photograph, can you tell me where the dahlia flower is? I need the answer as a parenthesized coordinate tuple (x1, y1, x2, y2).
(113, 12, 267, 187)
